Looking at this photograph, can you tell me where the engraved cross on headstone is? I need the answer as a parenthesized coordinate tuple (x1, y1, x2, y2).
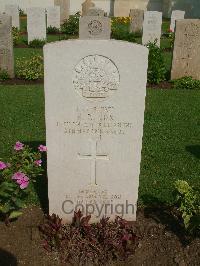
(78, 140, 109, 185)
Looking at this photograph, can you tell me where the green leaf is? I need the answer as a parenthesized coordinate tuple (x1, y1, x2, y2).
(9, 211, 23, 219)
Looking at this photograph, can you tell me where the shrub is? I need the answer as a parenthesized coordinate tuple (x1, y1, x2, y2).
(147, 41, 166, 84)
(12, 27, 23, 46)
(111, 28, 136, 42)
(28, 39, 46, 48)
(39, 211, 138, 265)
(175, 180, 200, 234)
(111, 16, 135, 42)
(0, 70, 10, 81)
(0, 142, 46, 223)
(47, 26, 60, 34)
(172, 77, 200, 90)
(61, 13, 80, 35)
(16, 54, 44, 80)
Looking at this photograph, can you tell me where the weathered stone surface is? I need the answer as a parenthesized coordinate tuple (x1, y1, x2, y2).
(5, 4, 20, 28)
(171, 19, 200, 80)
(0, 14, 14, 78)
(44, 40, 148, 223)
(46, 6, 60, 29)
(170, 10, 185, 32)
(142, 11, 162, 47)
(27, 7, 46, 43)
(130, 9, 144, 33)
(79, 16, 111, 40)
(54, 0, 70, 24)
(82, 0, 95, 16)
(87, 7, 104, 17)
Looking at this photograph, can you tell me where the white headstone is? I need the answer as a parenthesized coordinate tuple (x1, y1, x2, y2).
(79, 16, 111, 40)
(0, 14, 14, 78)
(5, 4, 20, 29)
(142, 11, 162, 47)
(44, 40, 148, 223)
(171, 19, 200, 80)
(27, 7, 46, 43)
(46, 6, 60, 29)
(54, 0, 70, 24)
(87, 7, 105, 17)
(170, 10, 185, 32)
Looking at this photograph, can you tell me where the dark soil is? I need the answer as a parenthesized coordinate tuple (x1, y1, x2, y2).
(147, 81, 173, 90)
(0, 79, 43, 85)
(14, 44, 29, 48)
(163, 47, 173, 52)
(0, 206, 199, 266)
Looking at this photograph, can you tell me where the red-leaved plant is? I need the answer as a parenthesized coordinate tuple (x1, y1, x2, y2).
(39, 211, 138, 265)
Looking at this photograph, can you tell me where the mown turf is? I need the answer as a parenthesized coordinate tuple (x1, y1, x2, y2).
(139, 89, 200, 205)
(0, 86, 199, 206)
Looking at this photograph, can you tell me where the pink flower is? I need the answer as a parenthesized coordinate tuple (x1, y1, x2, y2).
(12, 172, 29, 189)
(34, 159, 42, 166)
(0, 161, 7, 170)
(14, 141, 24, 151)
(38, 145, 47, 152)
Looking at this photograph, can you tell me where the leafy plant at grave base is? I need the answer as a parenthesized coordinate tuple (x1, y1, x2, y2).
(61, 12, 80, 35)
(111, 28, 136, 42)
(111, 17, 131, 26)
(0, 142, 46, 223)
(146, 40, 166, 84)
(16, 54, 44, 80)
(111, 16, 135, 42)
(132, 30, 142, 38)
(47, 26, 60, 34)
(12, 27, 23, 46)
(175, 180, 200, 234)
(171, 77, 200, 90)
(39, 210, 138, 265)
(0, 69, 10, 81)
(28, 39, 46, 48)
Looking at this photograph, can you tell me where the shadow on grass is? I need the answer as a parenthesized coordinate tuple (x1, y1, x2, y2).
(0, 248, 17, 266)
(25, 141, 48, 215)
(141, 194, 194, 245)
(186, 145, 200, 159)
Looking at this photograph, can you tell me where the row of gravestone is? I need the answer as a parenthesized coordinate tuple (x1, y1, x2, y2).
(0, 10, 200, 81)
(3, 5, 61, 31)
(130, 9, 185, 34)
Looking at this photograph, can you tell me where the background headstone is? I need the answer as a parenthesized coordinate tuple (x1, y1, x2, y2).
(44, 40, 148, 222)
(54, 0, 70, 24)
(0, 14, 14, 78)
(5, 4, 20, 29)
(171, 19, 200, 80)
(170, 10, 185, 32)
(82, 0, 95, 16)
(46, 6, 60, 29)
(27, 7, 46, 43)
(79, 16, 111, 40)
(130, 9, 144, 33)
(142, 11, 162, 47)
(87, 7, 104, 17)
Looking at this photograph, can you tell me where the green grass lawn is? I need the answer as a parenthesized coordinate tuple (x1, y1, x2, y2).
(0, 86, 199, 207)
(2, 17, 198, 210)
